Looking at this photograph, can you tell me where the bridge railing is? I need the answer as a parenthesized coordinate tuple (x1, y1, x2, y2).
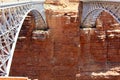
(0, 0, 45, 3)
(0, 0, 45, 8)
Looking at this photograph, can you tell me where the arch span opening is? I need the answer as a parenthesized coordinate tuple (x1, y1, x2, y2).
(9, 10, 49, 79)
(79, 10, 120, 75)
(81, 9, 120, 28)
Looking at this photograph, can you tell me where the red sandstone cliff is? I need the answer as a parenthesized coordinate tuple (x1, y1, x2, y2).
(10, 1, 120, 80)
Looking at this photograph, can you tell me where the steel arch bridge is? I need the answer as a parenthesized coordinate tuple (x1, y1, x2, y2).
(81, 0, 120, 27)
(0, 0, 47, 76)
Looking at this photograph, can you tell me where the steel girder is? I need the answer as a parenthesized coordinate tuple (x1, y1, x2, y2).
(0, 1, 46, 76)
(81, 1, 120, 27)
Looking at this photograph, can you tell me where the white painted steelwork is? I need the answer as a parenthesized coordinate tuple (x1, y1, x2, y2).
(81, 1, 120, 27)
(0, 0, 46, 76)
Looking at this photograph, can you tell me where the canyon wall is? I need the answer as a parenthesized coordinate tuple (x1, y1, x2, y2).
(10, 1, 120, 80)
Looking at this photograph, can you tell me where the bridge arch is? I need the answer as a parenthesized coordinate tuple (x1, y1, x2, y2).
(81, 1, 120, 28)
(81, 8, 120, 28)
(0, 1, 47, 76)
(7, 8, 48, 76)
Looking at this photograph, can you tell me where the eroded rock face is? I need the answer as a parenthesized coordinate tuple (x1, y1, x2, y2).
(10, 1, 120, 80)
(79, 11, 120, 80)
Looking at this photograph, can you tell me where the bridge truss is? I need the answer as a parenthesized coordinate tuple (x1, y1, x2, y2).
(0, 1, 46, 76)
(81, 1, 120, 27)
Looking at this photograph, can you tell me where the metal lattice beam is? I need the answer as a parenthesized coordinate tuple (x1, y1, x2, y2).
(81, 1, 120, 27)
(0, 1, 46, 76)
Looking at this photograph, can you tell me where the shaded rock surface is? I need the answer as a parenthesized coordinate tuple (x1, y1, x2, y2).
(9, 1, 120, 80)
